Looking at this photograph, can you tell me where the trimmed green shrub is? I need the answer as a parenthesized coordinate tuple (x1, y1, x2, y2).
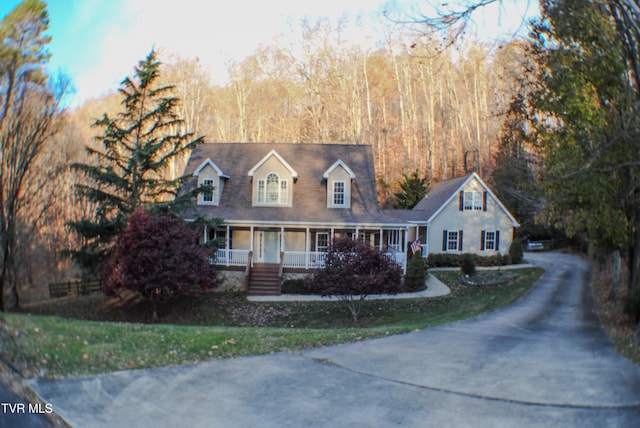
(509, 238, 524, 264)
(427, 253, 513, 268)
(460, 253, 476, 276)
(281, 278, 310, 294)
(404, 254, 427, 292)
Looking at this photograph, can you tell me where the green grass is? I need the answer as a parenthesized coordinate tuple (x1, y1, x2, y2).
(0, 267, 543, 378)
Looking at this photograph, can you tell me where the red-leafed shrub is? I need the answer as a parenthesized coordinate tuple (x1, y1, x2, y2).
(102, 208, 220, 319)
(305, 237, 403, 321)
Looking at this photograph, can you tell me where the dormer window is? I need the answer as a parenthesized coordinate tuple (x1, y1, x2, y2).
(332, 181, 346, 206)
(257, 173, 288, 205)
(202, 179, 215, 203)
(194, 158, 228, 206)
(323, 160, 355, 209)
(249, 150, 296, 207)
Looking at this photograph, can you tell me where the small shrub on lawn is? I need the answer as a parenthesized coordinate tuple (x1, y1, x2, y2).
(305, 237, 403, 322)
(460, 253, 476, 276)
(510, 238, 524, 264)
(404, 253, 427, 292)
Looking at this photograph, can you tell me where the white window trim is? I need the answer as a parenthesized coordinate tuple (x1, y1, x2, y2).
(447, 231, 459, 251)
(332, 180, 346, 207)
(316, 232, 329, 252)
(256, 172, 288, 206)
(200, 178, 216, 205)
(464, 191, 482, 211)
(485, 231, 496, 251)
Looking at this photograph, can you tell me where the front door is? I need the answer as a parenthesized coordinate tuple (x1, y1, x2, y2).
(255, 231, 280, 263)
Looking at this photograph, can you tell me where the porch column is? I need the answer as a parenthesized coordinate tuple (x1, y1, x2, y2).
(379, 227, 383, 251)
(226, 225, 230, 267)
(424, 225, 429, 258)
(402, 228, 409, 274)
(305, 227, 310, 269)
(281, 225, 285, 252)
(280, 225, 285, 265)
(250, 226, 254, 267)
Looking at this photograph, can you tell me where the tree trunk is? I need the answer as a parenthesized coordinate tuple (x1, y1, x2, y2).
(629, 225, 640, 295)
(629, 224, 640, 339)
(609, 249, 621, 301)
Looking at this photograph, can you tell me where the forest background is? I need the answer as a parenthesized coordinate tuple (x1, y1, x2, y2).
(6, 8, 535, 300)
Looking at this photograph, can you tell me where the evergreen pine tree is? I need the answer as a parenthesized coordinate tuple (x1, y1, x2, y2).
(393, 170, 428, 209)
(69, 49, 204, 275)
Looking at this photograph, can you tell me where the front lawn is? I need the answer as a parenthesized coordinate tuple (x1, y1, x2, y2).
(0, 267, 543, 378)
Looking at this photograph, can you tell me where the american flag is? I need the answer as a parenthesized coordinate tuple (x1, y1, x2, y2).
(411, 239, 421, 254)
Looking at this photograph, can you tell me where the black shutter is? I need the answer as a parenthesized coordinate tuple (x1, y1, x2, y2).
(442, 230, 448, 251)
(483, 192, 488, 211)
(459, 191, 464, 211)
(480, 230, 485, 251)
(458, 230, 463, 251)
(496, 231, 500, 252)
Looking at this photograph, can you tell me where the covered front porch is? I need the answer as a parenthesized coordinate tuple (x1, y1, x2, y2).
(205, 223, 409, 271)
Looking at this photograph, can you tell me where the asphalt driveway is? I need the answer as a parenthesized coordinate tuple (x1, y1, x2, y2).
(26, 252, 640, 427)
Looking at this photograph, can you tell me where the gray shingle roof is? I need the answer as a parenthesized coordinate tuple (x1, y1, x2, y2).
(182, 143, 404, 226)
(411, 173, 473, 221)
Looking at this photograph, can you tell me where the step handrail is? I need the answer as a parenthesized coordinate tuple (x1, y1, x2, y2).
(245, 251, 253, 289)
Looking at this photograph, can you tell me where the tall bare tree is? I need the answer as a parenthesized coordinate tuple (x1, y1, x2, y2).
(0, 0, 65, 310)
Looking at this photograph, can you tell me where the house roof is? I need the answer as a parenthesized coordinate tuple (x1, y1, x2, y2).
(247, 149, 299, 178)
(182, 143, 405, 227)
(408, 172, 519, 227)
(411, 174, 472, 221)
(323, 159, 356, 179)
(193, 158, 229, 179)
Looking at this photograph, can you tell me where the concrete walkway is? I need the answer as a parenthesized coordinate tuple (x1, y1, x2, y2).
(24, 252, 640, 427)
(249, 264, 538, 302)
(248, 272, 451, 301)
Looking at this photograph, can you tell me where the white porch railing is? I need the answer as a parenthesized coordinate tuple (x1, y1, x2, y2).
(386, 250, 406, 267)
(283, 251, 327, 268)
(213, 249, 402, 269)
(214, 249, 251, 266)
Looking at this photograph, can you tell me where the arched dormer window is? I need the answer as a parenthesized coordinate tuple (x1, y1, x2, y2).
(257, 172, 288, 205)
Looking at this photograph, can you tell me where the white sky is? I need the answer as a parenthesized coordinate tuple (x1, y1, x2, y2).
(0, 0, 538, 106)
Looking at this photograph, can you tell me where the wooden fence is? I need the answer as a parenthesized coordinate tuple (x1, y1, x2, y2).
(48, 280, 101, 298)
(525, 239, 568, 251)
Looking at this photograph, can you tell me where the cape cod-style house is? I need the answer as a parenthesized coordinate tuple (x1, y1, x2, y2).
(181, 143, 519, 295)
(181, 143, 410, 294)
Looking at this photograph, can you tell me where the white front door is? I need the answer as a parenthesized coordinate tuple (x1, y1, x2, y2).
(255, 231, 280, 263)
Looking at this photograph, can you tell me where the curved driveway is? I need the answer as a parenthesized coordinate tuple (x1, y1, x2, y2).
(29, 252, 640, 427)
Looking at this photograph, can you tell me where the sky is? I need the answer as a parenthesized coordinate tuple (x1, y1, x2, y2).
(0, 0, 538, 106)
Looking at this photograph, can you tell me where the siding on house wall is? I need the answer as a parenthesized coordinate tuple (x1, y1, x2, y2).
(252, 155, 294, 207)
(231, 230, 251, 249)
(197, 164, 222, 205)
(430, 177, 514, 254)
(284, 231, 306, 251)
(326, 166, 352, 208)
